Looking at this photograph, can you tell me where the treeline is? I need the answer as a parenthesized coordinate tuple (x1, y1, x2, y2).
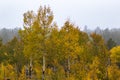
(84, 27, 120, 45)
(1, 27, 120, 48)
(0, 28, 19, 44)
(0, 6, 120, 80)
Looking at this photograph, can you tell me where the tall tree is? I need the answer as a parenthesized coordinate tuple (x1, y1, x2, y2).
(5, 37, 26, 78)
(20, 6, 53, 80)
(90, 33, 109, 79)
(59, 21, 80, 79)
(110, 46, 120, 67)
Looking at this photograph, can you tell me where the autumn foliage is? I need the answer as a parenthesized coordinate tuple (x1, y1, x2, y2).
(0, 6, 119, 80)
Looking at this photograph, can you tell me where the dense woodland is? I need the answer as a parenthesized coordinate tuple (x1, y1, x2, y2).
(0, 6, 120, 80)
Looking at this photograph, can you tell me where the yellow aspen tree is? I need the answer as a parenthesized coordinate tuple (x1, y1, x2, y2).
(20, 6, 53, 80)
(108, 46, 120, 80)
(59, 20, 80, 79)
(90, 33, 109, 80)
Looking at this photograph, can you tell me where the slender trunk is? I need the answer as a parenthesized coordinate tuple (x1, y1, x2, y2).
(15, 63, 18, 80)
(67, 57, 70, 78)
(42, 55, 45, 80)
(4, 67, 5, 80)
(29, 58, 32, 79)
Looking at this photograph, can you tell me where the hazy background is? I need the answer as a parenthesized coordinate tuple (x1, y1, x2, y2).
(0, 0, 120, 30)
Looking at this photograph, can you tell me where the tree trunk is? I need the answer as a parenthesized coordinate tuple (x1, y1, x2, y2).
(42, 55, 45, 80)
(67, 57, 70, 78)
(29, 57, 32, 79)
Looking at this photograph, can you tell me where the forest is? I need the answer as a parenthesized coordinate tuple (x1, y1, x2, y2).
(0, 6, 120, 80)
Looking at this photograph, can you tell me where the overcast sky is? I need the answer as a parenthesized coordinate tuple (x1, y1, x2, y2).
(0, 0, 120, 29)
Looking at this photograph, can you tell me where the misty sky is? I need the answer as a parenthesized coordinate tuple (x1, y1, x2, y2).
(0, 0, 120, 29)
